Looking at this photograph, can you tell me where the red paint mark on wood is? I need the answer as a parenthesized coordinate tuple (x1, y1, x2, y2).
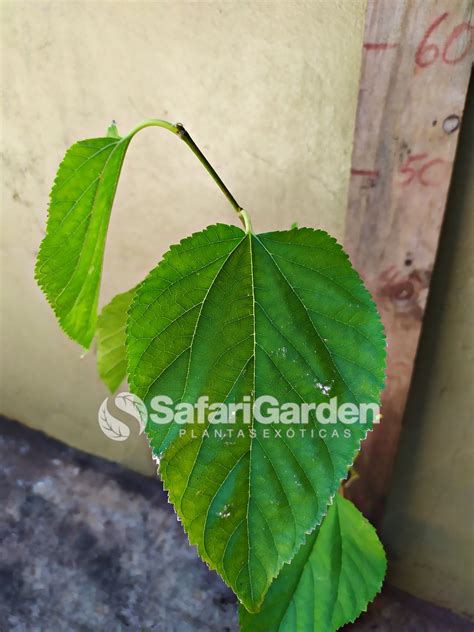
(399, 154, 447, 186)
(442, 21, 474, 64)
(415, 12, 450, 67)
(416, 12, 473, 68)
(364, 42, 399, 50)
(418, 158, 447, 186)
(351, 168, 380, 178)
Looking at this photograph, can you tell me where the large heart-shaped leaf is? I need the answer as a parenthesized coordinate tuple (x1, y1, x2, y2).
(35, 128, 132, 348)
(126, 224, 385, 611)
(239, 494, 386, 631)
(97, 288, 137, 392)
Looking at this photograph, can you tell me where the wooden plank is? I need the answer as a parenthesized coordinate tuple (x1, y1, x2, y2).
(344, 0, 473, 523)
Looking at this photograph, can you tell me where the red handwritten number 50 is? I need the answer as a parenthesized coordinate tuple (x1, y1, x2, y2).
(399, 154, 446, 187)
(416, 12, 473, 68)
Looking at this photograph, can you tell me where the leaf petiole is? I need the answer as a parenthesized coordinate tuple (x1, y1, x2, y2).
(239, 209, 253, 234)
(123, 119, 247, 229)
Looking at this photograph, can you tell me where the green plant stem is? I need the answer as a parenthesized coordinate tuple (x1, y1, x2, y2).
(127, 119, 247, 230)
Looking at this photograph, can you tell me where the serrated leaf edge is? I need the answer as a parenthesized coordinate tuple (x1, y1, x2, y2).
(125, 223, 387, 612)
(35, 136, 129, 348)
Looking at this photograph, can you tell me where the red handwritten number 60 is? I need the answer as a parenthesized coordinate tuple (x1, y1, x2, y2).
(416, 12, 473, 68)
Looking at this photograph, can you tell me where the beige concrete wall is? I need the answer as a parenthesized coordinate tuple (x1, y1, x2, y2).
(0, 0, 366, 474)
(382, 78, 474, 618)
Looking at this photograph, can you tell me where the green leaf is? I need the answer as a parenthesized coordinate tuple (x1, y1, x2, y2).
(239, 494, 386, 631)
(97, 288, 137, 392)
(126, 224, 385, 611)
(35, 134, 132, 348)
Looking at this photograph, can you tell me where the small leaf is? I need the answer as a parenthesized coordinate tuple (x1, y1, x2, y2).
(239, 495, 386, 631)
(126, 224, 385, 611)
(97, 288, 136, 391)
(35, 134, 132, 348)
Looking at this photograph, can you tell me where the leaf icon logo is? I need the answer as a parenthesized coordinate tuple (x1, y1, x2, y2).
(98, 392, 148, 441)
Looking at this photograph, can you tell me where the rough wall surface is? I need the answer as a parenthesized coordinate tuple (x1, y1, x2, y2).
(0, 1, 366, 473)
